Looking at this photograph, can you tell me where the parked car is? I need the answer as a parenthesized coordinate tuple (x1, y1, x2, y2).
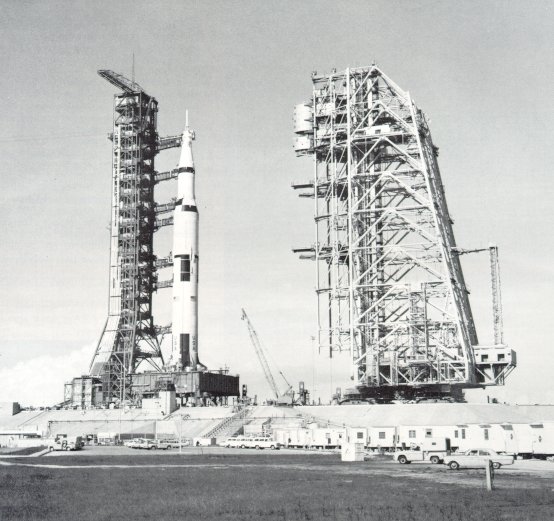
(242, 437, 280, 450)
(155, 439, 177, 450)
(135, 439, 158, 450)
(443, 448, 515, 470)
(125, 438, 145, 449)
(223, 436, 248, 448)
(223, 437, 241, 448)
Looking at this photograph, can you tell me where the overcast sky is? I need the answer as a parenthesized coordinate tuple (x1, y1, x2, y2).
(1, 0, 553, 406)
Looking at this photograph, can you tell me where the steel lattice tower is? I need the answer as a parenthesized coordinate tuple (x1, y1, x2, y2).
(293, 66, 515, 401)
(89, 71, 180, 403)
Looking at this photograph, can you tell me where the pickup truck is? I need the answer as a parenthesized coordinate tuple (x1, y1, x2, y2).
(135, 439, 158, 450)
(395, 438, 450, 464)
(395, 449, 446, 464)
(125, 438, 147, 449)
(48, 435, 83, 451)
(443, 448, 515, 470)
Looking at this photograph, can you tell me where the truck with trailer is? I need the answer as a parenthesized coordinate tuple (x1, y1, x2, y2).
(394, 437, 451, 464)
(48, 434, 83, 451)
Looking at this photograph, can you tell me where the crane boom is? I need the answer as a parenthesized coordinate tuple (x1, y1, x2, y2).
(98, 70, 146, 94)
(489, 246, 503, 345)
(452, 245, 504, 345)
(241, 309, 281, 400)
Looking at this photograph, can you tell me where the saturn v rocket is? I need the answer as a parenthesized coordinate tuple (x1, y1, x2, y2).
(170, 119, 204, 372)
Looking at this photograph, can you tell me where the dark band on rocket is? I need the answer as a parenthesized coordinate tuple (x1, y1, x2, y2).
(175, 199, 198, 212)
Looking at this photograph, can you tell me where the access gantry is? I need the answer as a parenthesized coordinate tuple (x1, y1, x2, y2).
(293, 66, 516, 402)
(89, 70, 180, 403)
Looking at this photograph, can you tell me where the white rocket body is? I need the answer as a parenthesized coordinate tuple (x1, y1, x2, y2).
(170, 124, 203, 371)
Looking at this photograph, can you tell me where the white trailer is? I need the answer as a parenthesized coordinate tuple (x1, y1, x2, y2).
(523, 423, 554, 458)
(308, 427, 345, 449)
(367, 427, 396, 450)
(97, 432, 118, 445)
(272, 428, 312, 448)
(193, 437, 216, 447)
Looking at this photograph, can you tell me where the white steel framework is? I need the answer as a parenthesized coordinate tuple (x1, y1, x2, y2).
(293, 66, 515, 400)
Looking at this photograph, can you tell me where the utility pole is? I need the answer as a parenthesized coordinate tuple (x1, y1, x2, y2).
(485, 460, 495, 491)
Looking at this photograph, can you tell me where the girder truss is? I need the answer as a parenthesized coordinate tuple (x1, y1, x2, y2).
(89, 73, 180, 403)
(295, 66, 481, 390)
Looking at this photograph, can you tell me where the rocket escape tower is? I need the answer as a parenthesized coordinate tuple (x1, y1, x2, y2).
(89, 70, 182, 403)
(293, 66, 516, 402)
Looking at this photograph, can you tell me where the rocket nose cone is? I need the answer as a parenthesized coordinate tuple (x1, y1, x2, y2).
(178, 128, 195, 169)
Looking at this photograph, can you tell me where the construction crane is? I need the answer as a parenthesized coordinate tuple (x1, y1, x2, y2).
(241, 309, 293, 404)
(97, 70, 146, 94)
(452, 245, 504, 345)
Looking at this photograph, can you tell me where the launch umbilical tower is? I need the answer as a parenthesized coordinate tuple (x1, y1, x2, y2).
(89, 71, 181, 403)
(293, 66, 516, 401)
(66, 70, 239, 408)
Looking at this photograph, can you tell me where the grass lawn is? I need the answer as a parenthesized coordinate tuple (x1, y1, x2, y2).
(0, 447, 46, 456)
(0, 453, 552, 520)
